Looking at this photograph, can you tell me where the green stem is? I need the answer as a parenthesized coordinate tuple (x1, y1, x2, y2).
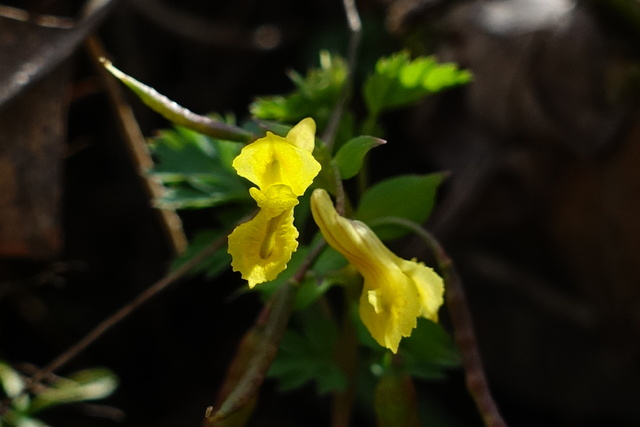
(204, 282, 297, 426)
(203, 239, 326, 425)
(322, 0, 362, 151)
(330, 282, 360, 427)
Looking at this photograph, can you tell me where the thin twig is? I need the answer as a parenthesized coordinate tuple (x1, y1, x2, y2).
(370, 216, 507, 427)
(322, 0, 362, 150)
(85, 35, 188, 255)
(28, 230, 230, 386)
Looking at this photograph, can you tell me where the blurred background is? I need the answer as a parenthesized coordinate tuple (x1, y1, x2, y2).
(1, 0, 640, 425)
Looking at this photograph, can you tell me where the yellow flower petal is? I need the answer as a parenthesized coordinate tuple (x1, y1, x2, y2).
(228, 207, 298, 288)
(310, 188, 444, 353)
(285, 117, 316, 152)
(232, 120, 321, 196)
(228, 118, 321, 288)
(249, 185, 299, 215)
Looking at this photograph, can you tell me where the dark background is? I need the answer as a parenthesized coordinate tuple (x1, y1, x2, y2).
(1, 0, 640, 426)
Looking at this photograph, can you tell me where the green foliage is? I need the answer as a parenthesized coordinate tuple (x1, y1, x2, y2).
(0, 362, 117, 427)
(250, 51, 348, 129)
(399, 319, 461, 380)
(357, 173, 446, 241)
(334, 135, 386, 179)
(102, 41, 473, 426)
(363, 51, 472, 117)
(267, 306, 346, 394)
(149, 125, 250, 209)
(0, 361, 24, 399)
(28, 369, 118, 414)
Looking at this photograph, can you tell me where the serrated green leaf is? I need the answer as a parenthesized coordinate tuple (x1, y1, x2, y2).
(334, 136, 386, 179)
(29, 368, 118, 415)
(267, 305, 346, 394)
(363, 51, 471, 117)
(149, 125, 250, 210)
(356, 173, 446, 241)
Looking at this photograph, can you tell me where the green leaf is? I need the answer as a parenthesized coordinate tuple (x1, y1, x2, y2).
(0, 361, 25, 398)
(334, 136, 386, 179)
(170, 229, 232, 278)
(356, 173, 446, 240)
(399, 319, 461, 380)
(29, 368, 118, 414)
(149, 125, 250, 210)
(363, 51, 471, 117)
(267, 306, 346, 394)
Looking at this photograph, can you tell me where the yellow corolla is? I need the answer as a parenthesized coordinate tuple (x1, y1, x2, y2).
(310, 188, 444, 353)
(228, 118, 321, 288)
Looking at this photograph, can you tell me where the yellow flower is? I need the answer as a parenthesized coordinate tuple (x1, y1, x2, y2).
(228, 118, 321, 288)
(310, 188, 444, 353)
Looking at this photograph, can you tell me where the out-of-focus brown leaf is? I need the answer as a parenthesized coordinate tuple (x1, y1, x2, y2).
(0, 0, 117, 258)
(0, 0, 118, 108)
(0, 64, 70, 257)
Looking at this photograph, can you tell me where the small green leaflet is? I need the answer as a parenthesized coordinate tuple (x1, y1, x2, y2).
(363, 51, 472, 117)
(334, 135, 386, 180)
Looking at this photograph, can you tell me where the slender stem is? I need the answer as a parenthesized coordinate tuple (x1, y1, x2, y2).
(29, 230, 231, 386)
(322, 0, 362, 150)
(369, 216, 507, 427)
